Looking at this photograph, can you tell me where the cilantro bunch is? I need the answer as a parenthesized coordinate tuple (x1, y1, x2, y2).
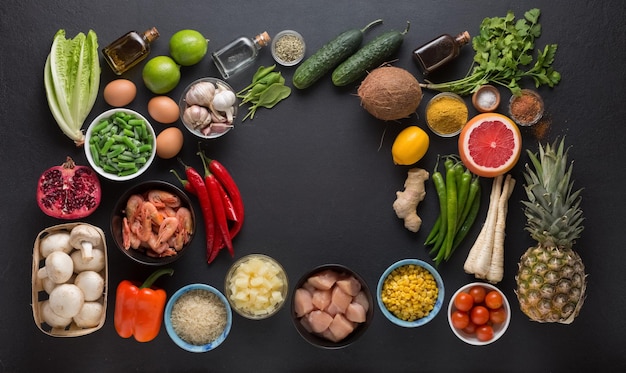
(420, 9, 561, 96)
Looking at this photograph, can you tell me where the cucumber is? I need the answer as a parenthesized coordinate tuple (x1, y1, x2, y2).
(331, 22, 410, 87)
(292, 19, 383, 90)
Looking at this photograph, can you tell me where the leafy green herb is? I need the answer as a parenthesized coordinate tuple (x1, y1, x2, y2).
(237, 66, 291, 121)
(420, 9, 561, 96)
(44, 29, 100, 146)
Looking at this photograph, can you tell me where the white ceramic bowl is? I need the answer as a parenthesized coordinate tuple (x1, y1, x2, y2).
(164, 284, 232, 353)
(377, 259, 445, 327)
(84, 108, 156, 182)
(447, 282, 511, 345)
(271, 30, 306, 66)
(178, 77, 237, 139)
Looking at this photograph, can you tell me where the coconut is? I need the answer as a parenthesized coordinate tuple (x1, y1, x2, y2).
(357, 66, 423, 121)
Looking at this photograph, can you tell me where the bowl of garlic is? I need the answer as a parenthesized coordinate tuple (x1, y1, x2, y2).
(224, 253, 288, 320)
(179, 77, 238, 139)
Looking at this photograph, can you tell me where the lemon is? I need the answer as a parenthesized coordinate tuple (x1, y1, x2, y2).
(142, 56, 181, 94)
(392, 126, 430, 165)
(169, 29, 208, 66)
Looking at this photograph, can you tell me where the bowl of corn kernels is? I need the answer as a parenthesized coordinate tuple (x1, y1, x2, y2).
(376, 259, 444, 327)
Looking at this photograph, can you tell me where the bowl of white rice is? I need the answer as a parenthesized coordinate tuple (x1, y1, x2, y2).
(164, 283, 232, 352)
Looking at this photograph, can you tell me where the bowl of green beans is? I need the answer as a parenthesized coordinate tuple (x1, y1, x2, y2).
(85, 108, 156, 182)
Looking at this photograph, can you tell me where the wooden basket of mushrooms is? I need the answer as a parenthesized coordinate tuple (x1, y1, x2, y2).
(31, 222, 108, 337)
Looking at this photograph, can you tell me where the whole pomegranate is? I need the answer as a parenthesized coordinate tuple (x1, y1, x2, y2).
(37, 156, 101, 219)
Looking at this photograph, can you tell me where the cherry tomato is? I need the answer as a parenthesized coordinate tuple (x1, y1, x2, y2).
(463, 320, 477, 334)
(454, 292, 474, 312)
(485, 290, 504, 309)
(468, 285, 486, 304)
(451, 311, 470, 329)
(476, 324, 495, 342)
(470, 305, 490, 325)
(489, 307, 507, 324)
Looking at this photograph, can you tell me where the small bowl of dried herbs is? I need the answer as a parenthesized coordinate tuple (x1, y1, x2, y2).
(271, 30, 306, 67)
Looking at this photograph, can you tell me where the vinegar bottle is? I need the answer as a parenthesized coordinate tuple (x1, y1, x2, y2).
(412, 31, 470, 75)
(212, 31, 271, 79)
(102, 27, 160, 75)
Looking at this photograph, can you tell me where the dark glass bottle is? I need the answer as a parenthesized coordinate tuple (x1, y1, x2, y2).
(412, 31, 470, 75)
(102, 27, 160, 75)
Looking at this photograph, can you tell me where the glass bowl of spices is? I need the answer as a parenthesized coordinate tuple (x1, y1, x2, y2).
(472, 85, 500, 113)
(508, 89, 544, 126)
(271, 30, 306, 67)
(425, 92, 469, 137)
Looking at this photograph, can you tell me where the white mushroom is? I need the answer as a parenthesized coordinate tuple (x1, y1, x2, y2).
(73, 302, 104, 328)
(39, 231, 73, 258)
(71, 249, 105, 273)
(40, 300, 72, 329)
(42, 274, 76, 294)
(74, 270, 105, 301)
(37, 251, 74, 284)
(69, 224, 102, 262)
(48, 283, 84, 319)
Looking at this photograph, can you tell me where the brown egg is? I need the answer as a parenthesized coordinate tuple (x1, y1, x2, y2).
(103, 79, 137, 107)
(148, 96, 180, 124)
(156, 127, 184, 159)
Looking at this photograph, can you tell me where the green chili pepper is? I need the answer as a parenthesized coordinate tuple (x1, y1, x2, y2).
(443, 166, 458, 261)
(451, 183, 481, 253)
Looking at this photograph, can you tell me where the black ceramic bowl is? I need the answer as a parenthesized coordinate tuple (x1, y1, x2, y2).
(110, 180, 196, 266)
(291, 264, 374, 349)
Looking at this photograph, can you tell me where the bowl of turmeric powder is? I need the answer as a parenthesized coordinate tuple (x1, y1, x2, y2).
(425, 93, 468, 137)
(377, 259, 444, 327)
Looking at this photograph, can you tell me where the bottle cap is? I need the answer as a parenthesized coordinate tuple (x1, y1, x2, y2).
(144, 27, 160, 42)
(456, 31, 470, 46)
(256, 32, 271, 47)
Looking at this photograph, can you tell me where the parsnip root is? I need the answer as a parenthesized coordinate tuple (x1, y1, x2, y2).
(393, 168, 429, 232)
(463, 174, 515, 283)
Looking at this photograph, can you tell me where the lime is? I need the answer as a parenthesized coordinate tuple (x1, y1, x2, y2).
(169, 29, 208, 66)
(142, 56, 181, 94)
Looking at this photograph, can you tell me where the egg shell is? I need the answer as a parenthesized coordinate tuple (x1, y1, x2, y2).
(156, 127, 184, 159)
(103, 79, 137, 107)
(148, 96, 180, 124)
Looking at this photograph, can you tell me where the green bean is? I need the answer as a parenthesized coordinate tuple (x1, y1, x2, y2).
(451, 183, 481, 253)
(99, 137, 115, 155)
(430, 171, 447, 260)
(118, 167, 139, 176)
(128, 119, 144, 126)
(442, 166, 458, 261)
(89, 144, 99, 165)
(457, 176, 481, 233)
(424, 215, 441, 245)
(456, 168, 472, 224)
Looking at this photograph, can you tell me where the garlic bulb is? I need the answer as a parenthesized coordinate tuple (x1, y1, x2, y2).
(183, 105, 211, 129)
(212, 83, 237, 124)
(185, 81, 216, 107)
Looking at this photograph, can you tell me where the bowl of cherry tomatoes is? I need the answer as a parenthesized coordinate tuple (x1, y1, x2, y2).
(447, 282, 510, 345)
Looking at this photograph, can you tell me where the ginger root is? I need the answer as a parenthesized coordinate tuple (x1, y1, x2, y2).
(393, 168, 429, 232)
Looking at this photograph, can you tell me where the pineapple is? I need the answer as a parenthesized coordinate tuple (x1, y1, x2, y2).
(515, 138, 587, 324)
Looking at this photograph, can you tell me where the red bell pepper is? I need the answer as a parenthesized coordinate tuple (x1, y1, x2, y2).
(114, 268, 174, 342)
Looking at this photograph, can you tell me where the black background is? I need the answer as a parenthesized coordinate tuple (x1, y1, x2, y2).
(1, 0, 625, 372)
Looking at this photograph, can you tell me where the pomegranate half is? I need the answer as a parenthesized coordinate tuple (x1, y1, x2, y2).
(37, 156, 102, 219)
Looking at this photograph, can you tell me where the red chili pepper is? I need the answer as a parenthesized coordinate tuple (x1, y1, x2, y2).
(198, 152, 233, 257)
(206, 156, 245, 239)
(206, 173, 234, 256)
(217, 180, 237, 222)
(177, 159, 215, 263)
(170, 169, 197, 196)
(114, 268, 174, 342)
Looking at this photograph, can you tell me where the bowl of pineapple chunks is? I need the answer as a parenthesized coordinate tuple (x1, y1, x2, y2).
(224, 254, 288, 320)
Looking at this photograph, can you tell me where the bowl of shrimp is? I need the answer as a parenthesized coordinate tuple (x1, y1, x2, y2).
(110, 180, 196, 266)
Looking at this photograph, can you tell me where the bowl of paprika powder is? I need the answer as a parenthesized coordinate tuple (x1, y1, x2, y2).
(508, 89, 544, 126)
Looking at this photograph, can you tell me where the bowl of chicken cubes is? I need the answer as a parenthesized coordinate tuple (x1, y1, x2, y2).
(291, 264, 374, 349)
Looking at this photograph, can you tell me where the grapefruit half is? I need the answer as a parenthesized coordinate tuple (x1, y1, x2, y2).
(458, 113, 522, 178)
